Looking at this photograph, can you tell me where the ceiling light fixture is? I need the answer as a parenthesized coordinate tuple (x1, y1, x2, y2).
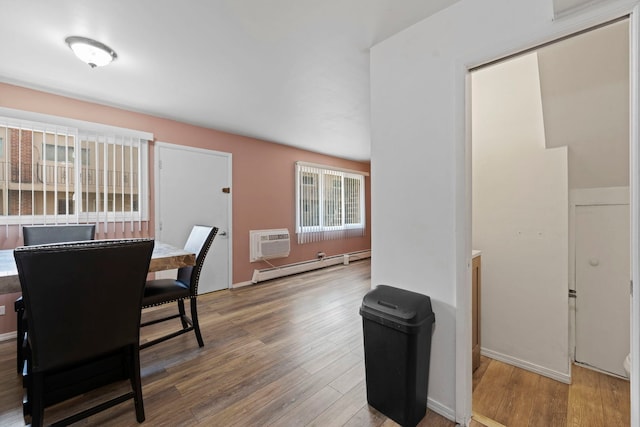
(65, 36, 117, 68)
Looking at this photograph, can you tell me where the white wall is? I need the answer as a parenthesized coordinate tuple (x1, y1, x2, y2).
(554, 0, 611, 16)
(472, 53, 570, 381)
(370, 0, 638, 423)
(539, 19, 629, 189)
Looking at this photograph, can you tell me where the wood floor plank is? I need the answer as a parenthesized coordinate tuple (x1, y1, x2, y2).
(528, 374, 569, 427)
(599, 369, 631, 426)
(472, 358, 514, 419)
(472, 355, 491, 392)
(418, 410, 463, 427)
(193, 366, 312, 425)
(309, 380, 369, 427)
(299, 341, 351, 375)
(342, 404, 388, 427)
(494, 367, 539, 426)
(184, 353, 304, 419)
(329, 360, 366, 394)
(567, 364, 606, 427)
(207, 352, 358, 427)
(266, 385, 343, 426)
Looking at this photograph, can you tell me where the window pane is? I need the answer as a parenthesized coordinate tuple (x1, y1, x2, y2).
(80, 136, 140, 216)
(300, 171, 319, 226)
(344, 176, 361, 225)
(324, 174, 342, 227)
(80, 138, 94, 213)
(45, 144, 74, 163)
(9, 128, 35, 215)
(58, 198, 74, 215)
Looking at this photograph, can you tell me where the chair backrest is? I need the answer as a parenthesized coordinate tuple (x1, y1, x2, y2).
(23, 224, 96, 246)
(176, 225, 218, 296)
(14, 239, 154, 372)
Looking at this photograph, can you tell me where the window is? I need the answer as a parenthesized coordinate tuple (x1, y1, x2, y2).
(57, 199, 73, 215)
(296, 162, 366, 244)
(0, 112, 150, 226)
(44, 144, 89, 166)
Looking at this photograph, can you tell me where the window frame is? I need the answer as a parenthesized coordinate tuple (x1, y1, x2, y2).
(295, 161, 367, 243)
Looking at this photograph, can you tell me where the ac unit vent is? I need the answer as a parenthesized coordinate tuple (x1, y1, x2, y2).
(250, 229, 291, 262)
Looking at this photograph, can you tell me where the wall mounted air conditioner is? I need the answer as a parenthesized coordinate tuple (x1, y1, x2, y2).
(249, 229, 291, 262)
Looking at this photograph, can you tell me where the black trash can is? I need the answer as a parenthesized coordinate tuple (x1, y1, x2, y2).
(359, 285, 435, 427)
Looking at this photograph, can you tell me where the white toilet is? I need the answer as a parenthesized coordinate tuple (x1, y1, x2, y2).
(624, 353, 631, 377)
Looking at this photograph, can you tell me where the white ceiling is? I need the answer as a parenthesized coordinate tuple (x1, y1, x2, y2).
(0, 0, 460, 161)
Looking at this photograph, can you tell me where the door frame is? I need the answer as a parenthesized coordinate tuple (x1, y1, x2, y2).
(459, 4, 639, 426)
(630, 10, 640, 426)
(153, 141, 233, 290)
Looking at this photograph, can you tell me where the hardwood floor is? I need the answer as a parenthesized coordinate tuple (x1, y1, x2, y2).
(472, 356, 630, 427)
(0, 260, 629, 426)
(0, 259, 457, 427)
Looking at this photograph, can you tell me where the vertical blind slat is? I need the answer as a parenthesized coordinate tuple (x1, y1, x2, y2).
(2, 126, 6, 237)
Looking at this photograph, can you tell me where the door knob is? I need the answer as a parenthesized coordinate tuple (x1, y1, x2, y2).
(589, 258, 599, 267)
(219, 231, 227, 237)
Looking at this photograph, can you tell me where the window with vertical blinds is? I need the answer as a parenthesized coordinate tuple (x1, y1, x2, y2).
(0, 112, 150, 228)
(295, 162, 366, 244)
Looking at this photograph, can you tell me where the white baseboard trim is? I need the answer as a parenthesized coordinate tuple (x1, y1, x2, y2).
(481, 348, 571, 384)
(250, 250, 371, 284)
(427, 397, 455, 422)
(0, 331, 15, 342)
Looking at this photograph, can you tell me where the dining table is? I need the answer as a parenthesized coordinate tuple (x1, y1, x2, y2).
(0, 240, 195, 295)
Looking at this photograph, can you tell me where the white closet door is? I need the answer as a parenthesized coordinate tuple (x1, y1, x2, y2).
(575, 204, 630, 377)
(155, 142, 231, 293)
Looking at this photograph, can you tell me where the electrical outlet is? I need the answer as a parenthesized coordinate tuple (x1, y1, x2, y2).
(0, 305, 5, 316)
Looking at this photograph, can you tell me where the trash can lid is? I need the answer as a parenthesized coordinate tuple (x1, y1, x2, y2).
(359, 285, 435, 333)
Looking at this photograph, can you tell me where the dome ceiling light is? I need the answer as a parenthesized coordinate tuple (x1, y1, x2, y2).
(65, 36, 117, 68)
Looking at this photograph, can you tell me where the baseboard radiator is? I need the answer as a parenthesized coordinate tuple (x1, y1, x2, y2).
(251, 250, 371, 284)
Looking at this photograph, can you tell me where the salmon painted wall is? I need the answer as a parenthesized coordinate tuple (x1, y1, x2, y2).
(0, 83, 371, 287)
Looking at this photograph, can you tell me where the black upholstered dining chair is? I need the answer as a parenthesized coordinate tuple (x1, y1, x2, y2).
(14, 238, 154, 426)
(140, 225, 218, 349)
(15, 224, 96, 374)
(22, 224, 96, 246)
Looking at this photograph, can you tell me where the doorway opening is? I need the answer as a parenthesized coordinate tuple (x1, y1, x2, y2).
(469, 17, 630, 424)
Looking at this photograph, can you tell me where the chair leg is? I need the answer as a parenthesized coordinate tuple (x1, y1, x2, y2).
(23, 349, 32, 418)
(190, 298, 204, 347)
(16, 317, 23, 374)
(29, 372, 45, 427)
(129, 346, 145, 423)
(177, 300, 188, 329)
(15, 304, 24, 374)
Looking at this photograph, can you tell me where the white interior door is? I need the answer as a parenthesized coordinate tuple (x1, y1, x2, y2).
(575, 204, 630, 377)
(155, 142, 231, 292)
